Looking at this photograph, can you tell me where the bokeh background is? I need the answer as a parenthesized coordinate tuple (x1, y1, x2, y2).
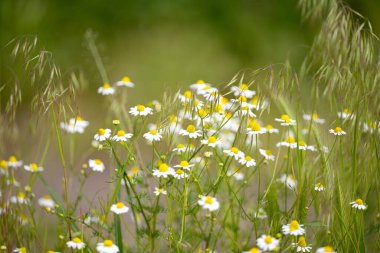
(2, 0, 379, 103)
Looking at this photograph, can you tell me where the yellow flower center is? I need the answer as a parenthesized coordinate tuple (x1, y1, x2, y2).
(324, 246, 334, 252)
(19, 248, 26, 253)
(355, 198, 364, 205)
(266, 124, 273, 130)
(30, 163, 38, 171)
(196, 80, 205, 84)
(198, 109, 207, 118)
(9, 155, 17, 162)
(245, 156, 252, 161)
(159, 163, 169, 172)
(122, 76, 131, 82)
(130, 167, 139, 174)
(208, 136, 217, 143)
(311, 113, 319, 119)
(176, 169, 184, 175)
(240, 84, 248, 90)
(221, 97, 229, 105)
(285, 136, 295, 144)
(180, 161, 189, 167)
(43, 195, 51, 200)
(194, 100, 200, 106)
(205, 196, 213, 204)
(264, 236, 273, 244)
(95, 159, 102, 165)
(249, 247, 260, 253)
(136, 104, 145, 112)
(298, 236, 307, 247)
(116, 202, 125, 209)
(238, 96, 247, 103)
(289, 220, 299, 231)
(203, 85, 211, 91)
(315, 183, 323, 188)
(280, 114, 290, 121)
(149, 129, 157, 135)
(251, 96, 258, 105)
(73, 237, 82, 243)
(343, 108, 351, 114)
(98, 128, 106, 135)
(117, 130, 125, 137)
(170, 114, 177, 123)
(265, 150, 272, 155)
(103, 240, 113, 247)
(184, 90, 192, 99)
(0, 160, 8, 169)
(241, 106, 249, 111)
(76, 116, 83, 121)
(250, 122, 261, 131)
(225, 112, 233, 119)
(177, 144, 185, 149)
(103, 83, 111, 89)
(186, 125, 196, 133)
(230, 147, 239, 154)
(47, 251, 55, 253)
(298, 141, 306, 146)
(334, 127, 342, 133)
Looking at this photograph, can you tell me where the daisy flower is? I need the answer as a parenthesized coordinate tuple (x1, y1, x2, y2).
(143, 129, 162, 142)
(223, 147, 245, 160)
(329, 127, 346, 136)
(242, 247, 261, 253)
(257, 234, 280, 252)
(110, 202, 129, 214)
(275, 114, 296, 126)
(282, 220, 305, 236)
(227, 167, 244, 181)
(153, 187, 167, 196)
(38, 195, 55, 209)
(314, 183, 325, 191)
(201, 136, 222, 147)
(112, 130, 133, 142)
(116, 76, 135, 87)
(89, 159, 105, 172)
(13, 248, 27, 253)
(198, 195, 220, 212)
(350, 198, 367, 210)
(173, 169, 189, 179)
(178, 90, 193, 103)
(276, 136, 297, 149)
(197, 85, 218, 96)
(66, 237, 86, 249)
(239, 155, 256, 167)
(338, 108, 354, 120)
(278, 174, 297, 189)
(190, 79, 209, 91)
(253, 208, 268, 219)
(259, 149, 275, 161)
(24, 163, 43, 173)
(292, 236, 312, 252)
(179, 124, 202, 139)
(172, 143, 187, 153)
(98, 83, 115, 95)
(231, 83, 256, 98)
(96, 240, 119, 253)
(0, 160, 8, 175)
(247, 121, 266, 135)
(303, 113, 325, 124)
(129, 104, 153, 117)
(316, 246, 336, 253)
(240, 106, 256, 118)
(264, 124, 279, 134)
(152, 163, 175, 178)
(7, 155, 23, 169)
(94, 128, 112, 141)
(297, 141, 316, 151)
(174, 160, 194, 171)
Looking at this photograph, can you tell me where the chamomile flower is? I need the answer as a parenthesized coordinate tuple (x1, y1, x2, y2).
(362, 121, 379, 133)
(227, 167, 244, 181)
(230, 83, 256, 98)
(350, 198, 367, 210)
(276, 136, 297, 149)
(152, 163, 175, 178)
(112, 130, 133, 142)
(275, 114, 296, 126)
(116, 76, 135, 87)
(256, 234, 279, 252)
(253, 208, 268, 219)
(242, 247, 261, 253)
(201, 136, 222, 147)
(174, 160, 194, 171)
(291, 236, 312, 252)
(66, 237, 86, 249)
(238, 155, 256, 167)
(278, 174, 297, 189)
(197, 85, 218, 96)
(98, 83, 115, 95)
(178, 90, 193, 103)
(7, 155, 23, 169)
(172, 144, 187, 153)
(247, 121, 266, 135)
(24, 163, 44, 173)
(143, 129, 162, 142)
(129, 104, 153, 117)
(198, 195, 220, 212)
(297, 141, 316, 151)
(173, 169, 189, 179)
(88, 159, 105, 172)
(223, 147, 245, 160)
(316, 246, 336, 253)
(282, 220, 305, 236)
(13, 248, 27, 253)
(264, 124, 279, 134)
(240, 106, 256, 118)
(110, 202, 129, 214)
(259, 149, 275, 161)
(179, 124, 202, 139)
(153, 187, 167, 196)
(314, 183, 325, 191)
(38, 195, 55, 209)
(329, 127, 346, 136)
(94, 128, 112, 141)
(338, 108, 354, 120)
(96, 240, 119, 253)
(303, 113, 325, 124)
(190, 79, 209, 91)
(0, 160, 8, 175)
